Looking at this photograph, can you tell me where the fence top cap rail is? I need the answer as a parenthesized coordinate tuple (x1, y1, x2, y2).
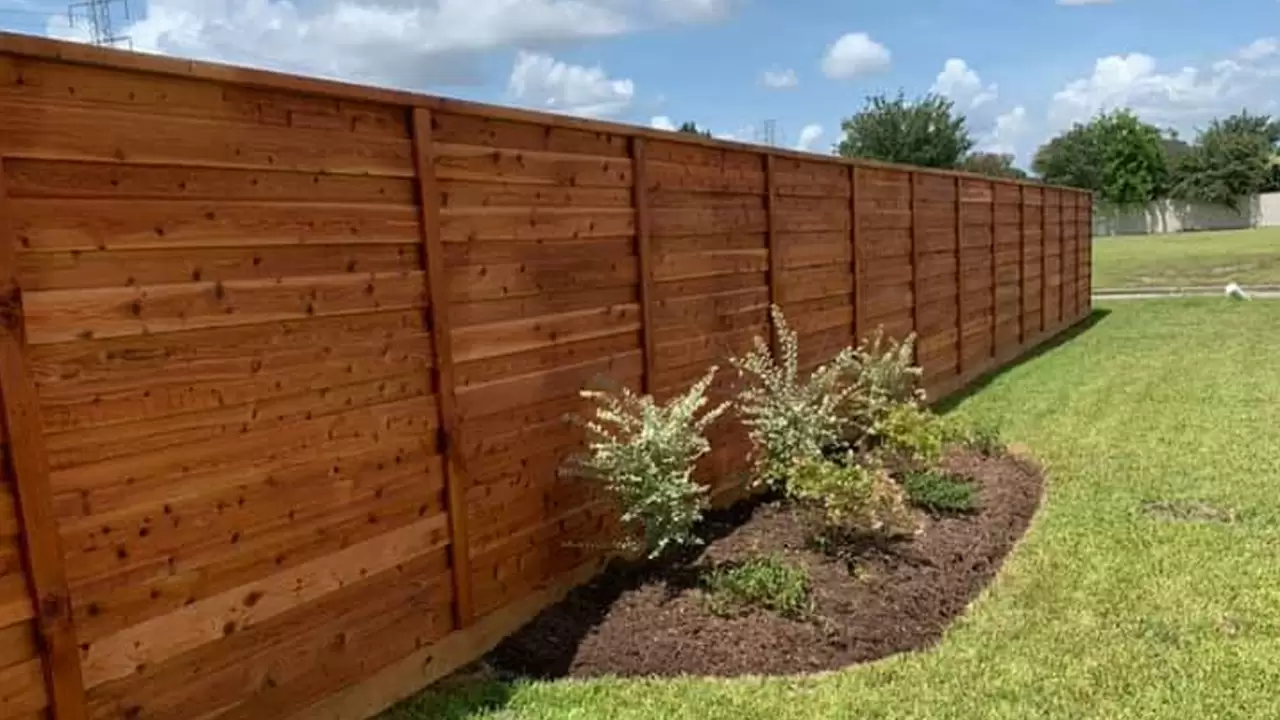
(0, 30, 1090, 195)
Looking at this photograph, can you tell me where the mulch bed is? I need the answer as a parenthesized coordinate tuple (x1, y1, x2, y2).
(486, 448, 1044, 679)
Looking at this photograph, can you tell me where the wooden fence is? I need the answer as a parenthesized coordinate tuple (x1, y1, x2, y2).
(0, 32, 1093, 720)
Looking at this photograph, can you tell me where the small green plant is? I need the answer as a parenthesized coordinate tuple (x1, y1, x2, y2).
(703, 554, 813, 619)
(902, 470, 978, 514)
(843, 328, 924, 439)
(731, 305, 862, 489)
(873, 402, 951, 467)
(565, 367, 729, 558)
(963, 420, 1006, 457)
(788, 455, 920, 540)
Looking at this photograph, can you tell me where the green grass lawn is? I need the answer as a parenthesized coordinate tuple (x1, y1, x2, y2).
(391, 299, 1280, 720)
(1093, 226, 1280, 289)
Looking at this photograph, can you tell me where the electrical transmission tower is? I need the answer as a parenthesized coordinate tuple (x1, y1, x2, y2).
(68, 0, 131, 48)
(761, 119, 778, 147)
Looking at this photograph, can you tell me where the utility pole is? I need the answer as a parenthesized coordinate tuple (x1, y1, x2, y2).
(68, 0, 131, 48)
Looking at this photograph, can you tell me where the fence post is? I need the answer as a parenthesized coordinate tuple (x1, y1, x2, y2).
(630, 137, 656, 394)
(1041, 189, 1049, 335)
(849, 164, 861, 345)
(765, 154, 781, 354)
(1059, 192, 1066, 326)
(410, 108, 474, 629)
(0, 160, 89, 719)
(989, 183, 998, 359)
(954, 176, 964, 376)
(909, 171, 920, 363)
(1085, 195, 1093, 316)
(1018, 185, 1026, 346)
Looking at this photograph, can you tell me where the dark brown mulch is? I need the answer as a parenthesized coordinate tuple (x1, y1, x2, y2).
(485, 449, 1044, 679)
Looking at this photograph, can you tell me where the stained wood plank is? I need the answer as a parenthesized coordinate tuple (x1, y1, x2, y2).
(432, 143, 631, 188)
(0, 101, 414, 176)
(439, 207, 634, 243)
(12, 199, 420, 252)
(23, 271, 426, 345)
(18, 243, 420, 292)
(765, 154, 781, 353)
(413, 108, 474, 631)
(630, 137, 656, 394)
(440, 181, 632, 209)
(430, 111, 629, 158)
(78, 512, 450, 689)
(4, 159, 416, 204)
(850, 166, 861, 342)
(0, 157, 88, 717)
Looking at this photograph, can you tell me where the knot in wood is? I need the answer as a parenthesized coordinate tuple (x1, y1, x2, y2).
(39, 592, 64, 620)
(0, 286, 21, 331)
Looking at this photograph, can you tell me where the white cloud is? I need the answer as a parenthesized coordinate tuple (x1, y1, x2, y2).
(651, 115, 678, 131)
(50, 0, 729, 88)
(931, 58, 998, 111)
(655, 0, 735, 23)
(1046, 47, 1280, 132)
(761, 68, 799, 89)
(1239, 37, 1279, 62)
(508, 51, 634, 117)
(821, 32, 891, 80)
(795, 124, 824, 152)
(978, 106, 1029, 155)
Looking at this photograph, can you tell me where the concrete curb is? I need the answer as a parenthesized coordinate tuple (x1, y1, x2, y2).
(1094, 284, 1280, 296)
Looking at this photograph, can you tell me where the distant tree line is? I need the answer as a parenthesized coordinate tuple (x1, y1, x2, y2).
(667, 94, 1280, 207)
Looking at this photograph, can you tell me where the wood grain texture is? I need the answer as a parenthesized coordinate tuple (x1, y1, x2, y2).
(765, 155, 781, 353)
(631, 138, 656, 394)
(412, 108, 474, 629)
(0, 33, 1094, 720)
(0, 159, 88, 718)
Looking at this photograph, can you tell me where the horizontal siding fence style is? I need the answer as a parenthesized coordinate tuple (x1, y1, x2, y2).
(0, 32, 1093, 720)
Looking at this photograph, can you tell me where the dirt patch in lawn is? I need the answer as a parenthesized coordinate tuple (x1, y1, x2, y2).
(485, 449, 1044, 679)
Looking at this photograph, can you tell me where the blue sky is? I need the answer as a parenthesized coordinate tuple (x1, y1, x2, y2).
(3, 0, 1279, 167)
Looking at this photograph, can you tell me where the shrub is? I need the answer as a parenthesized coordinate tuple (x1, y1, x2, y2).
(873, 402, 951, 467)
(731, 305, 861, 488)
(565, 367, 729, 558)
(902, 470, 978, 514)
(959, 419, 1006, 458)
(704, 554, 812, 619)
(842, 328, 924, 439)
(788, 455, 919, 540)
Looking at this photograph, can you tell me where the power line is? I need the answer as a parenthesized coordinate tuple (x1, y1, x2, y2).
(67, 0, 131, 47)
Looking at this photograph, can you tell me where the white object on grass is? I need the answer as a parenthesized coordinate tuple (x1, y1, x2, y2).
(1224, 282, 1250, 300)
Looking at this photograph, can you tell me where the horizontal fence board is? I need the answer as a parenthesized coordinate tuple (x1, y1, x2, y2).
(0, 32, 1092, 720)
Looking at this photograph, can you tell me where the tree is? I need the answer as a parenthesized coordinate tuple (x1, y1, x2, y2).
(836, 92, 974, 169)
(1033, 110, 1167, 206)
(961, 152, 1028, 180)
(1211, 110, 1280, 147)
(1170, 116, 1274, 210)
(678, 121, 712, 138)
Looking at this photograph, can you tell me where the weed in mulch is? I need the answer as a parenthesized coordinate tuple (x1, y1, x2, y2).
(703, 554, 813, 620)
(902, 469, 978, 515)
(485, 448, 1043, 680)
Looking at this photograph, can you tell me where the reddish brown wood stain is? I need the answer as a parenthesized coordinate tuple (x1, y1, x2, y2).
(0, 32, 1093, 720)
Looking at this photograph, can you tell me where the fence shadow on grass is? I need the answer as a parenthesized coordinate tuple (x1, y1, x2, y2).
(934, 308, 1112, 414)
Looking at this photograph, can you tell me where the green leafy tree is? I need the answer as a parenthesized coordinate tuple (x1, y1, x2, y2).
(1170, 117, 1274, 210)
(836, 92, 974, 169)
(678, 121, 713, 138)
(1033, 110, 1167, 206)
(961, 152, 1029, 180)
(1211, 110, 1280, 146)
